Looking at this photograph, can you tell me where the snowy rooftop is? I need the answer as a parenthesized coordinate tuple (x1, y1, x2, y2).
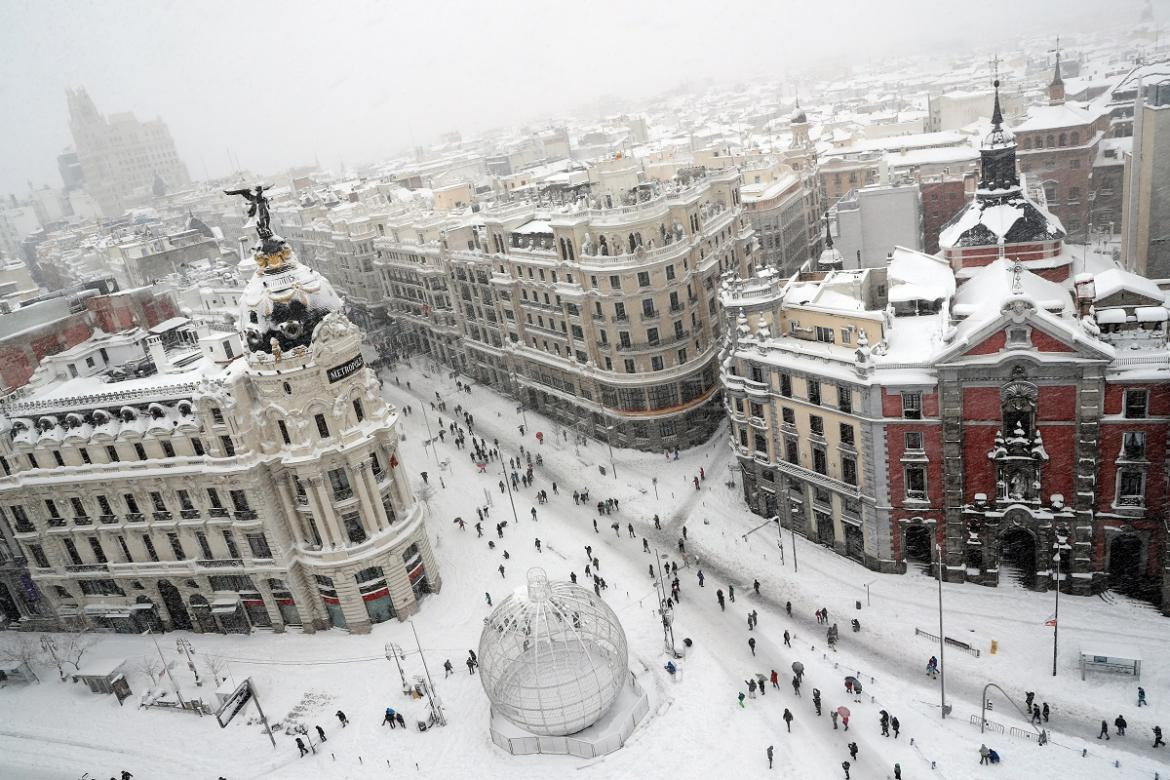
(887, 246, 955, 303)
(1012, 101, 1106, 133)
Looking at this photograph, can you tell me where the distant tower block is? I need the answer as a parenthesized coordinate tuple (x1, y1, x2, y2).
(478, 568, 647, 756)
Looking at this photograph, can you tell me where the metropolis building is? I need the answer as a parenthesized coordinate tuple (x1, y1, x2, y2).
(0, 231, 439, 634)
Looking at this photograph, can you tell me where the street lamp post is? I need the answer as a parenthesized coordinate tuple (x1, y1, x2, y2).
(501, 458, 520, 525)
(936, 542, 947, 719)
(605, 424, 618, 479)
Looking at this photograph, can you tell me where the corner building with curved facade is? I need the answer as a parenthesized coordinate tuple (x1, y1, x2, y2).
(0, 242, 439, 635)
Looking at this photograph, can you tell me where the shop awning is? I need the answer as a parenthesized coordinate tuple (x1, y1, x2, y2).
(211, 596, 240, 615)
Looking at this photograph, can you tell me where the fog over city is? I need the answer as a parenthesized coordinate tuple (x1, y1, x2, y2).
(0, 0, 1137, 192)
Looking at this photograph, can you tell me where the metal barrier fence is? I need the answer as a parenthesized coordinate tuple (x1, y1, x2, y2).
(915, 627, 982, 657)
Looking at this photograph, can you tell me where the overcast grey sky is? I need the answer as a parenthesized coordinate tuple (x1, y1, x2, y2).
(0, 0, 1139, 195)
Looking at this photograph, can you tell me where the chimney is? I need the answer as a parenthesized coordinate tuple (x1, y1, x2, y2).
(1073, 273, 1096, 318)
(146, 334, 170, 374)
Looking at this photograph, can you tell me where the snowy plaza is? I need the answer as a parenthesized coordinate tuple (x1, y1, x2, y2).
(0, 359, 1166, 779)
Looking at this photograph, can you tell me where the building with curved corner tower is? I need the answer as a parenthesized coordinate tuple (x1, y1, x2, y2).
(0, 215, 439, 634)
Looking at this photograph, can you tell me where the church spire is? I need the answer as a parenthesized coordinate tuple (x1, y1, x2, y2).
(979, 78, 1020, 193)
(1048, 37, 1065, 105)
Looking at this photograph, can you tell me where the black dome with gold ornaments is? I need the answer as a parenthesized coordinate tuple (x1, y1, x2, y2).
(230, 185, 344, 357)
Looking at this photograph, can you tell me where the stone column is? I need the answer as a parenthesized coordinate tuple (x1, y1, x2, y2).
(286, 564, 322, 633)
(359, 461, 387, 532)
(274, 475, 306, 548)
(307, 477, 341, 547)
(350, 461, 380, 537)
(252, 577, 285, 633)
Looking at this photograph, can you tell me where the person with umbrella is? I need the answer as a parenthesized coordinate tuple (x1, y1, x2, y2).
(836, 706, 851, 731)
(792, 661, 805, 682)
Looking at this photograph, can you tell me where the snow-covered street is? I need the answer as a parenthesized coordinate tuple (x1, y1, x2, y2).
(1, 359, 1166, 780)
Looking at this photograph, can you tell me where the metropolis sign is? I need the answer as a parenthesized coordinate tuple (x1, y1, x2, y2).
(327, 353, 365, 383)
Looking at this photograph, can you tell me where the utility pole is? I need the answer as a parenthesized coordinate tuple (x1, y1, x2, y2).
(176, 638, 199, 686)
(385, 643, 409, 694)
(936, 543, 947, 719)
(655, 548, 677, 656)
(419, 402, 440, 466)
(149, 630, 186, 708)
(410, 620, 446, 726)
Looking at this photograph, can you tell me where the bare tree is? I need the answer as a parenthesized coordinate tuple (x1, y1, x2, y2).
(202, 654, 228, 685)
(0, 634, 44, 682)
(417, 482, 436, 517)
(58, 632, 98, 674)
(138, 654, 163, 686)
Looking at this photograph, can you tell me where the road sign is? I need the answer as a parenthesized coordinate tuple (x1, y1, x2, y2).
(216, 678, 253, 728)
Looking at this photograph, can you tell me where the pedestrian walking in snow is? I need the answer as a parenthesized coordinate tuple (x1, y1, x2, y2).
(891, 716, 900, 738)
(296, 737, 308, 757)
(894, 763, 902, 779)
(475, 522, 483, 537)
(628, 523, 635, 538)
(1098, 720, 1110, 740)
(1025, 691, 1035, 710)
(785, 600, 792, 616)
(792, 676, 801, 696)
(643, 539, 650, 553)
(749, 637, 757, 656)
(396, 713, 405, 728)
(534, 538, 542, 553)
(842, 713, 850, 731)
(570, 571, 577, 584)
(1042, 702, 1049, 722)
(757, 673, 767, 697)
(783, 709, 793, 732)
(1138, 687, 1147, 707)
(531, 507, 537, 520)
(384, 707, 397, 726)
(444, 659, 453, 677)
(697, 570, 705, 587)
(770, 669, 779, 688)
(336, 710, 348, 727)
(1153, 725, 1164, 747)
(783, 630, 791, 647)
(831, 711, 839, 729)
(748, 678, 757, 698)
(1115, 715, 1127, 735)
(812, 688, 822, 715)
(485, 592, 492, 606)
(654, 514, 661, 529)
(880, 710, 890, 736)
(738, 692, 746, 708)
(729, 584, 735, 602)
(847, 742, 858, 760)
(1031, 705, 1041, 724)
(717, 589, 725, 611)
(767, 745, 774, 769)
(753, 579, 760, 595)
(499, 564, 506, 578)
(316, 725, 327, 742)
(842, 760, 850, 780)
(979, 743, 990, 764)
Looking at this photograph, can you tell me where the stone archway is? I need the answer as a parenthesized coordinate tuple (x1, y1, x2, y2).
(903, 525, 933, 567)
(158, 580, 192, 631)
(1000, 528, 1038, 590)
(1108, 534, 1153, 600)
(0, 582, 21, 622)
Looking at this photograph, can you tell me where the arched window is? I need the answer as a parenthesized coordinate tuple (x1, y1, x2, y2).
(1022, 137, 1032, 149)
(628, 234, 636, 253)
(1070, 131, 1079, 145)
(1034, 136, 1043, 149)
(1046, 134, 1055, 148)
(598, 235, 609, 256)
(1059, 133, 1067, 147)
